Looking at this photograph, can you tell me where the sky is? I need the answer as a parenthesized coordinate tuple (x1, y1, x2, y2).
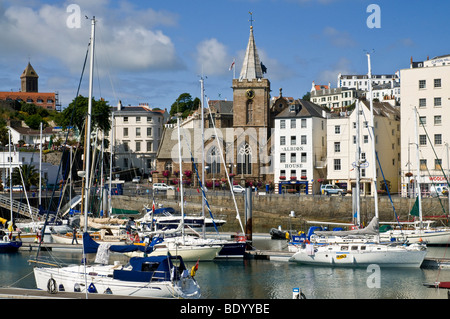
(1, 0, 449, 112)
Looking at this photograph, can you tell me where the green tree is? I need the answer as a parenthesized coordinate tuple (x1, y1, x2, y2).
(169, 93, 201, 118)
(0, 126, 10, 146)
(25, 113, 47, 130)
(7, 164, 40, 191)
(59, 95, 111, 133)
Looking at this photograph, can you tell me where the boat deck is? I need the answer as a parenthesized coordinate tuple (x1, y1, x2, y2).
(0, 287, 153, 299)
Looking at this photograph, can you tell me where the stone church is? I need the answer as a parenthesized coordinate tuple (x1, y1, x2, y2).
(154, 24, 288, 189)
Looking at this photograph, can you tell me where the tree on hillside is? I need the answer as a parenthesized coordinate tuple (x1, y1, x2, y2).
(169, 93, 201, 119)
(58, 95, 111, 134)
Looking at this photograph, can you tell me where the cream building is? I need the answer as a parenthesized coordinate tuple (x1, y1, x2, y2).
(326, 100, 400, 195)
(111, 102, 167, 177)
(400, 55, 450, 196)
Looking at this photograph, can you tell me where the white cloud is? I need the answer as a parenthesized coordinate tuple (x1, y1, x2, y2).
(0, 2, 183, 75)
(196, 38, 231, 76)
(323, 26, 357, 48)
(316, 57, 354, 85)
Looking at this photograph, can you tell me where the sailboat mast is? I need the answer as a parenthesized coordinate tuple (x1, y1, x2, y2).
(414, 107, 423, 224)
(83, 17, 95, 233)
(200, 76, 205, 238)
(109, 111, 114, 218)
(367, 53, 379, 219)
(8, 127, 13, 224)
(39, 122, 42, 208)
(355, 100, 361, 226)
(177, 116, 185, 243)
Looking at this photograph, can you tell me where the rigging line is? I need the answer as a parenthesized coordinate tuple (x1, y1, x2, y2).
(417, 110, 450, 188)
(178, 124, 219, 234)
(420, 148, 446, 214)
(36, 41, 91, 259)
(416, 111, 448, 215)
(95, 25, 118, 104)
(206, 98, 245, 234)
(375, 151, 401, 228)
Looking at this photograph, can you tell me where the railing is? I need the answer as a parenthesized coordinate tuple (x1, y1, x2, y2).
(0, 194, 40, 219)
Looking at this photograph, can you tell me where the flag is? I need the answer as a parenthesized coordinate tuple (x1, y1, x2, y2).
(410, 197, 420, 217)
(152, 200, 155, 212)
(229, 60, 235, 71)
(190, 259, 200, 277)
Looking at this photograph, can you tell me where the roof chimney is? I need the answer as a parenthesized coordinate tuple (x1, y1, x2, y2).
(117, 100, 122, 111)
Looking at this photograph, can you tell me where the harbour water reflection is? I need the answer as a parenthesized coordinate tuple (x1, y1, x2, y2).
(1, 236, 449, 299)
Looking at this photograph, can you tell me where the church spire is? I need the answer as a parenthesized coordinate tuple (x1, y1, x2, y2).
(239, 13, 263, 81)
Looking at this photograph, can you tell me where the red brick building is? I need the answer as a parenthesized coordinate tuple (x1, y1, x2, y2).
(0, 62, 59, 110)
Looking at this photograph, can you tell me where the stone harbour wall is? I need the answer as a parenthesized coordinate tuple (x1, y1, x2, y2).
(111, 193, 449, 234)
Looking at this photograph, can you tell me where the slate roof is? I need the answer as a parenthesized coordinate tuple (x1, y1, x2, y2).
(275, 99, 329, 119)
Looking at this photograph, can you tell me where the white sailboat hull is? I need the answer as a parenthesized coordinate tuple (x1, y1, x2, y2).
(290, 243, 427, 268)
(51, 233, 127, 245)
(127, 242, 222, 261)
(33, 264, 201, 299)
(380, 229, 450, 245)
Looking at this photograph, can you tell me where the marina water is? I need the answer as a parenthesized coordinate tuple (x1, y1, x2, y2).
(1, 236, 449, 299)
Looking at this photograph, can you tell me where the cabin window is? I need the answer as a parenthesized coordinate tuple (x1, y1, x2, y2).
(351, 246, 358, 250)
(141, 262, 160, 272)
(341, 245, 348, 251)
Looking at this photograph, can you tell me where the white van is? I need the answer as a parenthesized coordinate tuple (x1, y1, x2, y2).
(430, 185, 448, 197)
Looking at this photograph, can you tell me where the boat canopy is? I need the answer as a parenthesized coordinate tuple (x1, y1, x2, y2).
(314, 217, 379, 237)
(113, 255, 188, 282)
(82, 232, 156, 254)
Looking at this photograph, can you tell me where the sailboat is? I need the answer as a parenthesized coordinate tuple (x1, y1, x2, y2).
(379, 107, 450, 245)
(290, 54, 427, 268)
(32, 18, 201, 298)
(0, 128, 22, 253)
(143, 108, 223, 262)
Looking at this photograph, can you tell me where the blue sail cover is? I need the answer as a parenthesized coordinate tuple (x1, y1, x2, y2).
(82, 232, 156, 254)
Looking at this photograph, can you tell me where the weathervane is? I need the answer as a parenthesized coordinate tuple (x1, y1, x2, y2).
(248, 11, 254, 28)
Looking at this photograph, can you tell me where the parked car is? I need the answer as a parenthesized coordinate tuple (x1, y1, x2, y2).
(153, 183, 175, 191)
(320, 184, 346, 196)
(132, 176, 141, 183)
(232, 185, 246, 193)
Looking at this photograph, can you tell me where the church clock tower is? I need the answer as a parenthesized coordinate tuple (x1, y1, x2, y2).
(232, 17, 271, 180)
(20, 62, 39, 93)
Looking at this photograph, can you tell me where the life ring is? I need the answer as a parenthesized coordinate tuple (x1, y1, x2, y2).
(47, 278, 57, 294)
(3, 235, 8, 242)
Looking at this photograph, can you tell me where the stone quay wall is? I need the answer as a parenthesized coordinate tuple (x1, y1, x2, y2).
(112, 193, 449, 234)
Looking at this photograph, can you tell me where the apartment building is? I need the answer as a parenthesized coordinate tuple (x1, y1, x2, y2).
(400, 55, 450, 196)
(110, 102, 167, 176)
(326, 100, 400, 195)
(310, 85, 361, 111)
(337, 72, 400, 106)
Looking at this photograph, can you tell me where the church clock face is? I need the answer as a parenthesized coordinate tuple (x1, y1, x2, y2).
(246, 89, 255, 99)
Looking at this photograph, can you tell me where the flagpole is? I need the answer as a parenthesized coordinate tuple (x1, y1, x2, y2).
(233, 58, 235, 79)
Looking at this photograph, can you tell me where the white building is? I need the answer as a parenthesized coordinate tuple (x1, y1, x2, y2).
(337, 72, 400, 105)
(326, 100, 400, 195)
(310, 85, 361, 111)
(0, 150, 59, 189)
(337, 72, 400, 92)
(110, 102, 167, 177)
(273, 99, 328, 194)
(400, 55, 450, 197)
(8, 123, 53, 146)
